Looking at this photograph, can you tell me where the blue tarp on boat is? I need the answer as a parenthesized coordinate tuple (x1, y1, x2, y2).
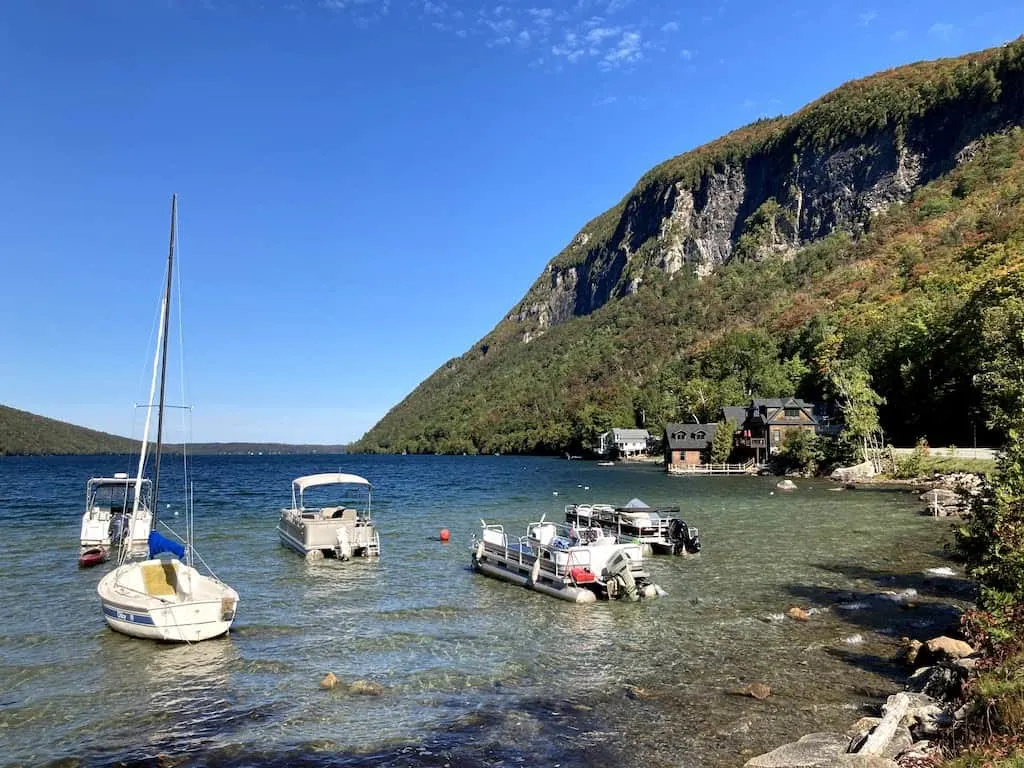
(148, 530, 186, 560)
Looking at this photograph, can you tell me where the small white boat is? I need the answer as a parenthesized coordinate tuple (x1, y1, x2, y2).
(100, 556, 239, 642)
(277, 473, 380, 560)
(471, 517, 664, 603)
(97, 195, 239, 643)
(565, 498, 701, 555)
(79, 474, 153, 567)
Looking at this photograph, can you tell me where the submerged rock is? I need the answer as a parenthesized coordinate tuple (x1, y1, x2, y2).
(786, 606, 811, 621)
(319, 672, 338, 690)
(743, 682, 772, 700)
(348, 679, 384, 696)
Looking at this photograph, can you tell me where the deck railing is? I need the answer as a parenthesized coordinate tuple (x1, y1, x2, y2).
(666, 460, 758, 475)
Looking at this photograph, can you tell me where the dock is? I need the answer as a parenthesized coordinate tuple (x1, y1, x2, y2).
(666, 460, 758, 476)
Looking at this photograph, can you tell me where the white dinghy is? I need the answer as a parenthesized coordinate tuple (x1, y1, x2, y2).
(97, 195, 239, 643)
(277, 473, 380, 560)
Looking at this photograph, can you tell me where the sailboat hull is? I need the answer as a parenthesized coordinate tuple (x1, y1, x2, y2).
(98, 559, 239, 643)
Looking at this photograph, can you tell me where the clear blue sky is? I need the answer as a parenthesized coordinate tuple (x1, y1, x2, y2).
(0, 1, 1019, 444)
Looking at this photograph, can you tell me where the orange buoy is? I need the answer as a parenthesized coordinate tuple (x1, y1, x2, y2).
(439, 528, 451, 543)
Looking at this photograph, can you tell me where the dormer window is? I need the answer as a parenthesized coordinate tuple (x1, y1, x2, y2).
(784, 408, 800, 419)
(694, 431, 706, 440)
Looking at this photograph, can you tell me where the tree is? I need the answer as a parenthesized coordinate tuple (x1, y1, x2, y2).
(710, 420, 735, 464)
(956, 430, 1024, 643)
(777, 430, 824, 474)
(813, 331, 884, 460)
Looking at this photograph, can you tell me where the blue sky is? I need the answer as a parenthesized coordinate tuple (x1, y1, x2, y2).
(0, 1, 1019, 444)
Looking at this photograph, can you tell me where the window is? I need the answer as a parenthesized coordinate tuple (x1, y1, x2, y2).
(784, 408, 800, 419)
(694, 431, 706, 440)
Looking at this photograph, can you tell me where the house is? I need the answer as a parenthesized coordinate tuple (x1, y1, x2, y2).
(733, 397, 819, 458)
(664, 423, 718, 469)
(597, 428, 651, 457)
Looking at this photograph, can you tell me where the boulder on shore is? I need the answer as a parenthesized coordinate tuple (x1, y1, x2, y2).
(743, 731, 849, 767)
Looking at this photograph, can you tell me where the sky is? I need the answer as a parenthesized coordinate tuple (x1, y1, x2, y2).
(0, 1, 1020, 444)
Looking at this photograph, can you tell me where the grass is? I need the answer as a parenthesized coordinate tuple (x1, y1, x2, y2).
(919, 457, 998, 476)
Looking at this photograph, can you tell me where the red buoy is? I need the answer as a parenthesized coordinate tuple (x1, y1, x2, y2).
(439, 528, 451, 543)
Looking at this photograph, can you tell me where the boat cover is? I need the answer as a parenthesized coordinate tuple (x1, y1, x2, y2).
(148, 530, 186, 559)
(621, 498, 651, 509)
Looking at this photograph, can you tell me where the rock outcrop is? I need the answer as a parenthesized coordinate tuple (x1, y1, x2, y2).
(506, 47, 1024, 340)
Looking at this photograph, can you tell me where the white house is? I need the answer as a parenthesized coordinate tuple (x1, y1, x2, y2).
(597, 428, 651, 457)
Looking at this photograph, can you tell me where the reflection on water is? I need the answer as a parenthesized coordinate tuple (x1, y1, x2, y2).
(0, 455, 966, 768)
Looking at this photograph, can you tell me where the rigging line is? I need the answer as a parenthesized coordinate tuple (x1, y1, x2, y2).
(172, 197, 192, 541)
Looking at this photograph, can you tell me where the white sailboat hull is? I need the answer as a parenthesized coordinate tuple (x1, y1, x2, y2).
(98, 559, 239, 643)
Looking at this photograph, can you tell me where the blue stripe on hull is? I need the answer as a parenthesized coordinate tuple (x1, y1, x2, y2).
(102, 604, 155, 626)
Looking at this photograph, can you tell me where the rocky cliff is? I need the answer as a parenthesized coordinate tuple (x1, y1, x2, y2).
(507, 43, 1024, 339)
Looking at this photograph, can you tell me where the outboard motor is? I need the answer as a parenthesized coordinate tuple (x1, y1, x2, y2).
(669, 519, 701, 555)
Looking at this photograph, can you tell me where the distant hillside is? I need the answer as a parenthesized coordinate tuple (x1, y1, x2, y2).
(354, 39, 1024, 455)
(0, 405, 347, 456)
(0, 405, 139, 456)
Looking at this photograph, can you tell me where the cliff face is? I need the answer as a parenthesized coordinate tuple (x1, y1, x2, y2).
(507, 48, 1024, 338)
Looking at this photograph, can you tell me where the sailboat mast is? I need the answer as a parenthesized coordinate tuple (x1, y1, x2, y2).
(152, 194, 177, 516)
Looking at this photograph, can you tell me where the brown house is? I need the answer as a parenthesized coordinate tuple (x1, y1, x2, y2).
(663, 423, 718, 469)
(735, 397, 819, 459)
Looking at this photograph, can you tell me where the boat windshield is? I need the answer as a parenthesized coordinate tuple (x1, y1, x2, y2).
(88, 479, 152, 512)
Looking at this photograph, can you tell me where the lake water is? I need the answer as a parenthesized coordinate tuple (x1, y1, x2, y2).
(0, 454, 974, 768)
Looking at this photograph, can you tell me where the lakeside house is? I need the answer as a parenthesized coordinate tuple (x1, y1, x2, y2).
(735, 397, 820, 461)
(597, 428, 651, 458)
(664, 423, 718, 469)
(663, 397, 834, 470)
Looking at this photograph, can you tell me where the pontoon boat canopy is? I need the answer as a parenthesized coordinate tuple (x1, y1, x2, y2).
(89, 477, 152, 487)
(293, 473, 372, 491)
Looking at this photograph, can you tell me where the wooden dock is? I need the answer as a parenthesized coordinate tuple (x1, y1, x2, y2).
(666, 460, 758, 476)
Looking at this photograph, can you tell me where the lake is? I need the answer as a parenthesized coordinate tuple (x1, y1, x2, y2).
(0, 454, 972, 767)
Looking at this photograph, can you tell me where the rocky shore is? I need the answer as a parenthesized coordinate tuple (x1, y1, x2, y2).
(742, 636, 977, 767)
(741, 472, 989, 768)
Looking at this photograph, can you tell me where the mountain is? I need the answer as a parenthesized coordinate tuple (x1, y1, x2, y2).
(0, 405, 347, 456)
(353, 39, 1024, 456)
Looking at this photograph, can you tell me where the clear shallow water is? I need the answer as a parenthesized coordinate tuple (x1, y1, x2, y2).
(0, 455, 973, 767)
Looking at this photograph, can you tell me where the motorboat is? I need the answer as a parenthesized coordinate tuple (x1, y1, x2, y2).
(471, 517, 664, 603)
(565, 498, 701, 555)
(79, 473, 153, 567)
(97, 194, 240, 643)
(277, 473, 380, 560)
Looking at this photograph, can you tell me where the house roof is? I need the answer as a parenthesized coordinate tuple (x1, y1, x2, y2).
(611, 428, 650, 441)
(664, 422, 717, 450)
(749, 397, 819, 426)
(721, 406, 747, 426)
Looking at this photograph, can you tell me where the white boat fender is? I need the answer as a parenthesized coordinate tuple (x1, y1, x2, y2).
(474, 541, 485, 562)
(529, 557, 541, 585)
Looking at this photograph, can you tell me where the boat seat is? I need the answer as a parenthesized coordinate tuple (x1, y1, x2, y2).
(142, 561, 178, 597)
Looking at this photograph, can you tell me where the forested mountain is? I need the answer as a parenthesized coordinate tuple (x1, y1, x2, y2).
(0, 405, 347, 456)
(0, 405, 140, 456)
(353, 39, 1024, 456)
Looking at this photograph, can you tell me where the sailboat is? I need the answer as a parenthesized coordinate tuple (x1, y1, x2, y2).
(97, 195, 240, 643)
